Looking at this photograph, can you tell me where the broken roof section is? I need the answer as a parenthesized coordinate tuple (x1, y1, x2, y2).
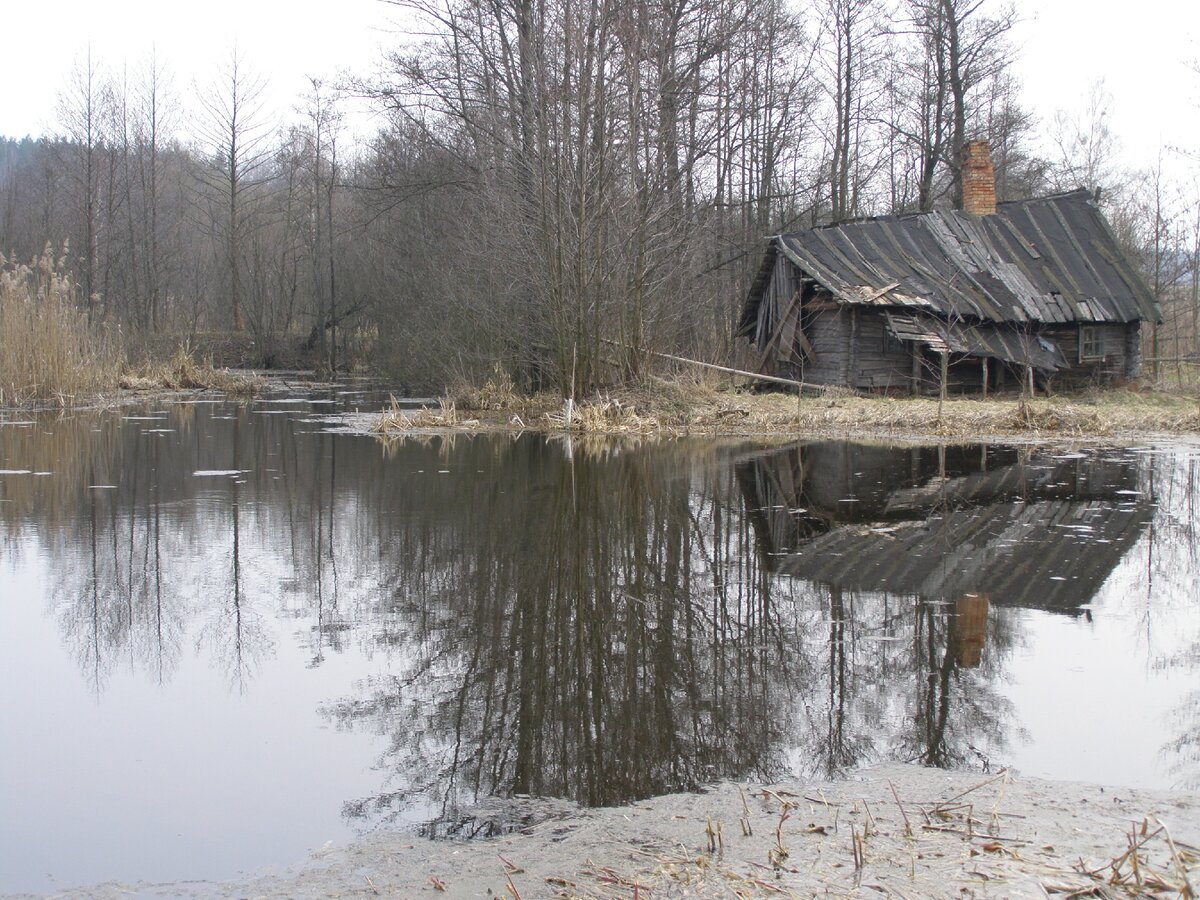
(884, 312, 1068, 371)
(740, 190, 1158, 332)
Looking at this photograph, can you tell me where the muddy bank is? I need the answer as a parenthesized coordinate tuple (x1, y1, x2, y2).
(49, 764, 1198, 899)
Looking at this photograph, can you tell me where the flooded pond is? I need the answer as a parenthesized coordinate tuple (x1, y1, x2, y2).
(1, 395, 1198, 893)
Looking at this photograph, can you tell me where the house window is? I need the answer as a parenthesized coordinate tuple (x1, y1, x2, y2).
(1080, 326, 1104, 361)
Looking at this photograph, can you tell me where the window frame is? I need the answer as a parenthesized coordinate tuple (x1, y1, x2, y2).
(1079, 325, 1105, 362)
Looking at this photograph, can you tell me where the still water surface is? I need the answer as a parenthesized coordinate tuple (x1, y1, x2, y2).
(1, 394, 1198, 892)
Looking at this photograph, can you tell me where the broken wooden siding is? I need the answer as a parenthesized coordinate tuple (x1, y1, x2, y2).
(794, 306, 848, 385)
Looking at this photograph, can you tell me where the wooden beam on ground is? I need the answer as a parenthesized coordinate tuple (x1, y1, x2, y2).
(602, 339, 839, 394)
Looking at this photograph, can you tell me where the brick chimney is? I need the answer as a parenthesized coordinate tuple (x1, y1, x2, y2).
(961, 140, 996, 216)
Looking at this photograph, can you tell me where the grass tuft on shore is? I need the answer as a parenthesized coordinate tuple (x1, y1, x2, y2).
(447, 363, 522, 411)
(119, 347, 264, 395)
(372, 395, 477, 434)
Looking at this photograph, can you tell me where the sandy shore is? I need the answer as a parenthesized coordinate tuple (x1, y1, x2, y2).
(42, 764, 1198, 899)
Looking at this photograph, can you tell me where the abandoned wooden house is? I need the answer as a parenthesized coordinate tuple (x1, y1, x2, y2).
(737, 141, 1160, 393)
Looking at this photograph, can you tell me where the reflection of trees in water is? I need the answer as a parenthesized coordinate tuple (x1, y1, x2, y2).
(904, 598, 1016, 771)
(55, 450, 187, 695)
(322, 439, 799, 828)
(775, 584, 1018, 781)
(39, 405, 277, 692)
(33, 404, 370, 693)
(12, 403, 1200, 802)
(739, 441, 1052, 778)
(319, 438, 1029, 830)
(1142, 452, 1200, 788)
(194, 412, 274, 691)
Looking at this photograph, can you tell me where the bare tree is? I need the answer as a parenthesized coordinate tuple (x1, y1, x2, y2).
(1047, 80, 1123, 195)
(818, 0, 884, 222)
(57, 46, 107, 322)
(300, 78, 343, 371)
(898, 0, 1014, 208)
(194, 47, 273, 331)
(135, 50, 175, 331)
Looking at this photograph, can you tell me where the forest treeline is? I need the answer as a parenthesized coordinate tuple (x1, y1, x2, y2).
(1, 0, 1198, 394)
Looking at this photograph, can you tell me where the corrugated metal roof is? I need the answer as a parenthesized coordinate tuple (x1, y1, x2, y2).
(740, 190, 1158, 333)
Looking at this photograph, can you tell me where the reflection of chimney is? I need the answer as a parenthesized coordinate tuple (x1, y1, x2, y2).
(954, 593, 990, 668)
(961, 140, 996, 217)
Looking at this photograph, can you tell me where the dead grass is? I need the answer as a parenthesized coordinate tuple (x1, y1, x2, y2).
(0, 248, 123, 405)
(544, 395, 663, 434)
(542, 382, 1200, 439)
(447, 363, 524, 411)
(119, 347, 264, 395)
(1, 251, 265, 407)
(367, 374, 1200, 442)
(372, 395, 480, 436)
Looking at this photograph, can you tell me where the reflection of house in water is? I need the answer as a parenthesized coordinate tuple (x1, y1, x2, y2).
(738, 442, 1153, 620)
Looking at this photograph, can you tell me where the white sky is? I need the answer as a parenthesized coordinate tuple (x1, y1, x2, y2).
(0, 0, 1197, 182)
(1013, 0, 1199, 182)
(0, 0, 400, 140)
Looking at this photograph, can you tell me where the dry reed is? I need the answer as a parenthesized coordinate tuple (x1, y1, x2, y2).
(556, 395, 662, 433)
(448, 363, 522, 411)
(370, 372, 1200, 441)
(0, 247, 122, 405)
(372, 395, 477, 435)
(119, 346, 263, 395)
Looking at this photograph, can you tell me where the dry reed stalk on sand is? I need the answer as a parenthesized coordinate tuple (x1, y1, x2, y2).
(1071, 816, 1198, 897)
(546, 771, 1197, 899)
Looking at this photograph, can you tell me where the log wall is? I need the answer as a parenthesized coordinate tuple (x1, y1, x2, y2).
(797, 306, 849, 385)
(1040, 323, 1139, 388)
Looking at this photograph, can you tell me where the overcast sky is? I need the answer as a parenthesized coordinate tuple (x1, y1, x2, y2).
(1, 0, 1196, 181)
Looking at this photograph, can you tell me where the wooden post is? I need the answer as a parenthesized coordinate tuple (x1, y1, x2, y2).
(1026, 364, 1035, 397)
(599, 339, 840, 393)
(981, 357, 988, 399)
(848, 308, 859, 388)
(938, 351, 948, 422)
(911, 345, 921, 396)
